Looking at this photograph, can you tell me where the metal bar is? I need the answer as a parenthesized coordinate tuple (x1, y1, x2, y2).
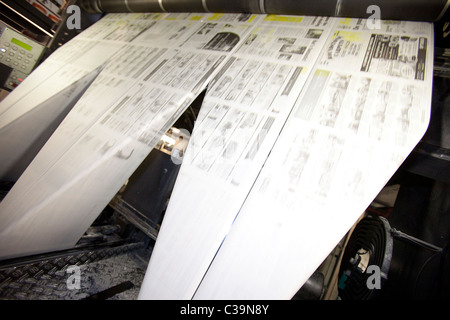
(391, 228, 443, 253)
(0, 0, 54, 38)
(79, 0, 449, 21)
(109, 197, 159, 240)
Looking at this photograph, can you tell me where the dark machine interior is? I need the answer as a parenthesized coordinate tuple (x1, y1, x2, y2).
(0, 0, 449, 300)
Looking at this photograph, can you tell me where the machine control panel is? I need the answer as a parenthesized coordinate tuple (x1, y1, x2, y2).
(0, 21, 45, 90)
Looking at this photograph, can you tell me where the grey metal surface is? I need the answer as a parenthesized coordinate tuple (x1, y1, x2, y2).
(0, 244, 148, 300)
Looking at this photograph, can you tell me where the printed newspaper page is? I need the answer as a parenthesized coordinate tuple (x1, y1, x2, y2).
(0, 13, 145, 180)
(0, 12, 256, 260)
(193, 17, 434, 299)
(139, 14, 338, 300)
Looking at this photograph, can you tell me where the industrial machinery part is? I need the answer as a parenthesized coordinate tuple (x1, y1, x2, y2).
(0, 241, 144, 286)
(338, 214, 393, 300)
(0, 21, 46, 90)
(79, 0, 450, 22)
(0, 240, 145, 299)
(82, 281, 135, 300)
(338, 214, 449, 299)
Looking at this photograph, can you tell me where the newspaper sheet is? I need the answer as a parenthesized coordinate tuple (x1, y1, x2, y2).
(139, 15, 339, 299)
(0, 13, 142, 180)
(0, 13, 434, 300)
(191, 18, 434, 299)
(0, 12, 257, 259)
(0, 68, 100, 181)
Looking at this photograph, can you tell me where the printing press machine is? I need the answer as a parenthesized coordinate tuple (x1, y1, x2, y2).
(0, 0, 449, 300)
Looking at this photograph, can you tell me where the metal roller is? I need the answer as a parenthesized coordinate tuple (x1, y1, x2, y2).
(79, 0, 103, 12)
(79, 0, 162, 13)
(338, 0, 449, 22)
(204, 0, 264, 14)
(80, 0, 449, 21)
(125, 0, 162, 12)
(264, 0, 337, 17)
(163, 0, 205, 12)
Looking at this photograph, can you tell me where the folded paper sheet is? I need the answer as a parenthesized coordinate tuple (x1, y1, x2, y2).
(139, 17, 434, 299)
(0, 68, 100, 181)
(0, 12, 259, 259)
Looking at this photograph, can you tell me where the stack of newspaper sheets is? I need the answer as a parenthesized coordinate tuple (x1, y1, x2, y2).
(0, 13, 433, 299)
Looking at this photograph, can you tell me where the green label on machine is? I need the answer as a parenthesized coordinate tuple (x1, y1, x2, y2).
(11, 37, 32, 51)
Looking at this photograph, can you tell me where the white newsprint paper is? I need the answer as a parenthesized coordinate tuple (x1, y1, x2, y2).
(0, 12, 258, 259)
(0, 13, 433, 300)
(139, 15, 337, 299)
(0, 19, 128, 180)
(192, 18, 434, 299)
(140, 17, 434, 299)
